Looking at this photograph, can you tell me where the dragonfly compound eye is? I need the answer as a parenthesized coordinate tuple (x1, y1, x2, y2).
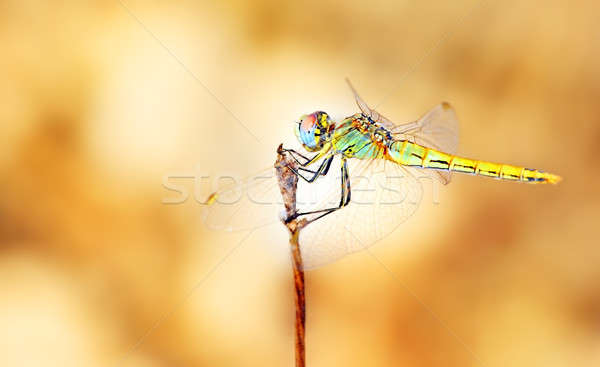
(297, 112, 320, 151)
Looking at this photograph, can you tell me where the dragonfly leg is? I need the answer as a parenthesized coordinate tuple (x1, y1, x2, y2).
(290, 155, 334, 183)
(294, 157, 351, 223)
(281, 148, 313, 166)
(298, 167, 318, 174)
(298, 155, 334, 175)
(295, 153, 334, 175)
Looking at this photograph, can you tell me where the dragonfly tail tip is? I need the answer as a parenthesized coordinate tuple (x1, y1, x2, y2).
(545, 173, 562, 184)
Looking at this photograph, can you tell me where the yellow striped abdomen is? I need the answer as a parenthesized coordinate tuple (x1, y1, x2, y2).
(387, 140, 561, 184)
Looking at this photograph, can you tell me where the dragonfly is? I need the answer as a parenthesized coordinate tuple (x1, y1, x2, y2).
(202, 80, 561, 269)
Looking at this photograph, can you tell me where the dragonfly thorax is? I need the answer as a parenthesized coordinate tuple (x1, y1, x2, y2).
(353, 114, 393, 149)
(356, 114, 392, 138)
(296, 111, 334, 152)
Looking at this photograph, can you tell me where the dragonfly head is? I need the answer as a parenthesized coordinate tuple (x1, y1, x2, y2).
(296, 111, 333, 151)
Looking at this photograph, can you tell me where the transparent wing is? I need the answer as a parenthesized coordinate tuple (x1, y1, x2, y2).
(202, 166, 282, 231)
(346, 78, 398, 131)
(345, 79, 459, 153)
(345, 79, 459, 185)
(296, 157, 424, 270)
(393, 102, 459, 155)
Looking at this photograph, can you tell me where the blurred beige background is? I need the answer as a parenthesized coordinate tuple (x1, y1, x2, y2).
(1, 0, 599, 366)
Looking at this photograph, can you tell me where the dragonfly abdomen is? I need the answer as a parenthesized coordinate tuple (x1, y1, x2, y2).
(388, 140, 561, 184)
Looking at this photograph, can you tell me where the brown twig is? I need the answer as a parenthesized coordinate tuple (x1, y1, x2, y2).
(275, 144, 308, 367)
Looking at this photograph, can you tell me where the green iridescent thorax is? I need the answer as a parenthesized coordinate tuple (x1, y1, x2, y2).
(332, 114, 390, 160)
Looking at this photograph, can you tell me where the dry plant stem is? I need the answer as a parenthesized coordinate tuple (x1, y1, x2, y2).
(275, 144, 308, 367)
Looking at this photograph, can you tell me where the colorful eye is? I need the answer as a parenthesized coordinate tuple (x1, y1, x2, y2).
(300, 114, 316, 131)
